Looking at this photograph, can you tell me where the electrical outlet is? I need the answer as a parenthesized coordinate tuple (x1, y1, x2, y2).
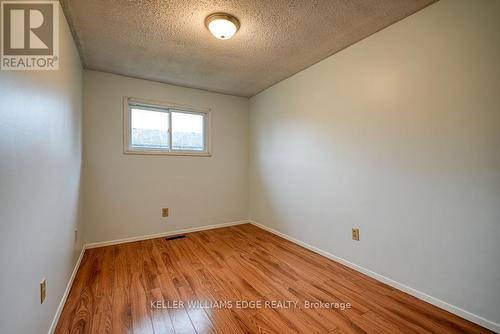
(162, 208, 169, 217)
(40, 279, 46, 304)
(352, 228, 360, 241)
(74, 229, 78, 242)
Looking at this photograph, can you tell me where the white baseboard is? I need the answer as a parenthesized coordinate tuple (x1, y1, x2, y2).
(84, 220, 250, 249)
(48, 219, 249, 333)
(48, 245, 86, 334)
(249, 220, 500, 333)
(49, 219, 499, 333)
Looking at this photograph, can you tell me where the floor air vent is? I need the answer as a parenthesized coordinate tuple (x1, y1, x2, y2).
(165, 235, 186, 241)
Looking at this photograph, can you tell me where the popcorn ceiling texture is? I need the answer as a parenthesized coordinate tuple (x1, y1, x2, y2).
(61, 0, 436, 97)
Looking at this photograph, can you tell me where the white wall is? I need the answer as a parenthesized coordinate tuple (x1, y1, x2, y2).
(83, 71, 248, 243)
(0, 5, 83, 334)
(249, 0, 500, 330)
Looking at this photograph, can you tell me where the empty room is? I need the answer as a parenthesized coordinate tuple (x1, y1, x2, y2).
(1, 0, 499, 333)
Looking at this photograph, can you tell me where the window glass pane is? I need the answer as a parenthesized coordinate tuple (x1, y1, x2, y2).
(171, 112, 204, 151)
(131, 108, 169, 149)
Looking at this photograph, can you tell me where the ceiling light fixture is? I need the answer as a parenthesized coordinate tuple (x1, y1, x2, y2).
(205, 13, 240, 40)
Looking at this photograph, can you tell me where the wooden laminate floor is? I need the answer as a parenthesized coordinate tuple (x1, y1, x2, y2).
(55, 224, 491, 334)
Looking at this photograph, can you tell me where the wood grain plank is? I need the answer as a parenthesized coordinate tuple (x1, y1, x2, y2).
(56, 224, 493, 334)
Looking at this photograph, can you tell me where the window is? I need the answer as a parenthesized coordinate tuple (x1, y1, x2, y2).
(124, 97, 210, 156)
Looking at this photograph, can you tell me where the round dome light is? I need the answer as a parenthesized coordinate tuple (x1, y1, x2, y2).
(205, 13, 240, 40)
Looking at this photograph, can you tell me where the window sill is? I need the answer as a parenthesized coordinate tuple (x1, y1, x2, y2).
(124, 149, 212, 157)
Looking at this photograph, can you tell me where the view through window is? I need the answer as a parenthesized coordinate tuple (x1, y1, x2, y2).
(127, 101, 208, 154)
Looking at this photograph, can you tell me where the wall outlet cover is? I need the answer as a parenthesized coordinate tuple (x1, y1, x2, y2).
(40, 279, 46, 304)
(162, 208, 169, 217)
(352, 228, 360, 241)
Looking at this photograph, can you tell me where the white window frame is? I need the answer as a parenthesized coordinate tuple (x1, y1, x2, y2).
(123, 96, 211, 156)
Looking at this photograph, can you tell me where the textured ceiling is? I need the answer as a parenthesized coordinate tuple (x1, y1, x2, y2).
(61, 0, 436, 97)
